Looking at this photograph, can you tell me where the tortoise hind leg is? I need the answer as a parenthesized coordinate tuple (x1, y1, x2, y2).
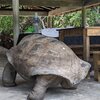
(2, 62, 17, 87)
(27, 75, 60, 100)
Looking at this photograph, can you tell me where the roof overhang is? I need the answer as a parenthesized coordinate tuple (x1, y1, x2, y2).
(0, 0, 100, 16)
(0, 0, 82, 7)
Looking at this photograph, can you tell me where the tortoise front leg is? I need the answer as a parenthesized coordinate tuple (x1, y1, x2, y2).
(27, 75, 60, 100)
(2, 62, 17, 87)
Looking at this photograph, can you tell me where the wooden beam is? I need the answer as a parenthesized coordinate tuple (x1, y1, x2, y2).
(12, 0, 20, 46)
(48, 7, 81, 16)
(84, 0, 100, 6)
(0, 0, 82, 7)
(0, 10, 48, 16)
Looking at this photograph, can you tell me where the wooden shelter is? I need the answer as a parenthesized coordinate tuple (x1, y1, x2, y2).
(0, 0, 100, 61)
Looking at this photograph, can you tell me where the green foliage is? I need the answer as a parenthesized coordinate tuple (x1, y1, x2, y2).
(53, 6, 100, 28)
(86, 6, 100, 26)
(25, 26, 35, 33)
(53, 11, 82, 28)
(0, 16, 13, 34)
(0, 16, 35, 35)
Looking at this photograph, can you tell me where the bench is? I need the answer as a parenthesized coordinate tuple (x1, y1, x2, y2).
(64, 36, 100, 59)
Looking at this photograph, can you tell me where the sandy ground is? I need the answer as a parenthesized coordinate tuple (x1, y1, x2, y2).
(0, 67, 100, 100)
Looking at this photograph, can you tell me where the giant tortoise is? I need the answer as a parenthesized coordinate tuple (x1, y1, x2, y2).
(2, 34, 91, 100)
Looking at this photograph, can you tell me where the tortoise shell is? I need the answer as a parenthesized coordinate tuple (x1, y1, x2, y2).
(7, 34, 91, 85)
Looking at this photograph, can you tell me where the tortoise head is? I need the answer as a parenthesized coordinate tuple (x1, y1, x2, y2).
(79, 59, 91, 79)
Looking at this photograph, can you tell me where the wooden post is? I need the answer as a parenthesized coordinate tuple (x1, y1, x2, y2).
(82, 7, 86, 28)
(93, 51, 100, 82)
(82, 7, 90, 61)
(47, 16, 53, 28)
(83, 29, 90, 61)
(12, 0, 20, 46)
